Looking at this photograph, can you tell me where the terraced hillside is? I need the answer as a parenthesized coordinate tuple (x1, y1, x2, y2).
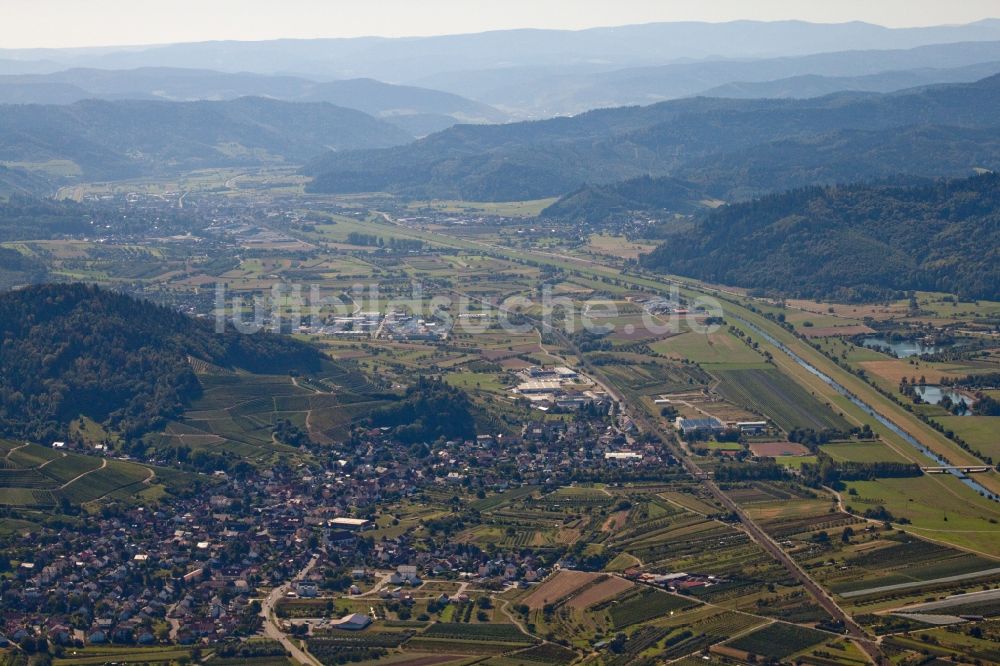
(0, 440, 161, 508)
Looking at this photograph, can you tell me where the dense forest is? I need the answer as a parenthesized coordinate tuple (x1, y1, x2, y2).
(641, 173, 1000, 301)
(0, 164, 52, 197)
(305, 74, 1000, 201)
(0, 283, 324, 441)
(0, 195, 100, 240)
(540, 175, 708, 226)
(0, 247, 46, 291)
(367, 377, 476, 444)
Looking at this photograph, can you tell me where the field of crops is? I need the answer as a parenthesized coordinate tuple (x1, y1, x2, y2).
(471, 485, 539, 512)
(39, 453, 103, 483)
(725, 622, 829, 659)
(596, 357, 708, 398)
(522, 570, 603, 609)
(422, 623, 533, 643)
(0, 441, 155, 508)
(53, 647, 194, 666)
(510, 643, 577, 664)
(59, 460, 151, 503)
(403, 638, 516, 655)
(825, 535, 1000, 599)
(307, 632, 413, 649)
(882, 627, 1000, 664)
(608, 588, 696, 630)
(0, 468, 57, 488)
(714, 367, 850, 432)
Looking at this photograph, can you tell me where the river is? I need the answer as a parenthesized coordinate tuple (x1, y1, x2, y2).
(733, 315, 997, 501)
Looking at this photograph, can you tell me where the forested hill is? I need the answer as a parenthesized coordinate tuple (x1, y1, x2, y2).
(304, 73, 1000, 201)
(0, 97, 413, 182)
(540, 175, 711, 225)
(368, 377, 476, 445)
(0, 284, 324, 441)
(640, 173, 1000, 301)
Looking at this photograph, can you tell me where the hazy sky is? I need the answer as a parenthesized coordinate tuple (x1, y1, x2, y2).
(5, 0, 1000, 49)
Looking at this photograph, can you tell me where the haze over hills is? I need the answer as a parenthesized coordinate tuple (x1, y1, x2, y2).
(304, 73, 1000, 201)
(6, 20, 1000, 80)
(0, 67, 507, 135)
(0, 96, 414, 182)
(456, 40, 1000, 115)
(3, 20, 1000, 119)
(0, 163, 52, 197)
(698, 62, 1000, 99)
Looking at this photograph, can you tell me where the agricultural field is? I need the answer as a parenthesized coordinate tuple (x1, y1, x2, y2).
(148, 359, 386, 462)
(594, 354, 711, 405)
(714, 367, 851, 433)
(650, 327, 765, 366)
(521, 572, 617, 609)
(303, 621, 543, 664)
(585, 234, 659, 260)
(406, 198, 559, 218)
(607, 588, 696, 630)
(52, 646, 196, 666)
(723, 622, 831, 660)
(821, 440, 909, 463)
(840, 475, 1000, 553)
(935, 415, 1000, 461)
(0, 440, 168, 509)
(882, 625, 1000, 664)
(787, 525, 1000, 621)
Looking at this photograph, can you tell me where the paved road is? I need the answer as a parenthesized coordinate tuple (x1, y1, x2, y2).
(545, 323, 884, 664)
(704, 477, 881, 658)
(380, 216, 884, 663)
(260, 555, 322, 666)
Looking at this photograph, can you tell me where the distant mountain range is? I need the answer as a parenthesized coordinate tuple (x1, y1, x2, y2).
(4, 21, 1000, 117)
(454, 41, 1000, 116)
(0, 97, 413, 182)
(698, 62, 1000, 99)
(4, 20, 1000, 198)
(0, 68, 506, 135)
(5, 20, 1000, 81)
(641, 173, 1000, 302)
(304, 74, 1000, 201)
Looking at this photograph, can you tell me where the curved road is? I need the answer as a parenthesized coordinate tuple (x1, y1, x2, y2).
(260, 555, 322, 666)
(377, 215, 885, 663)
(552, 323, 884, 663)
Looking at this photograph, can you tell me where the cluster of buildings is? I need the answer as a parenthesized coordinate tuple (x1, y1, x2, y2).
(512, 365, 611, 410)
(0, 355, 672, 652)
(0, 495, 294, 648)
(673, 416, 768, 438)
(316, 311, 381, 337)
(379, 310, 448, 341)
(625, 570, 726, 593)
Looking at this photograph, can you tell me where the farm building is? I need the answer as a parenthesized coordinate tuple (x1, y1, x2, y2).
(675, 417, 726, 435)
(330, 613, 371, 630)
(736, 421, 768, 434)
